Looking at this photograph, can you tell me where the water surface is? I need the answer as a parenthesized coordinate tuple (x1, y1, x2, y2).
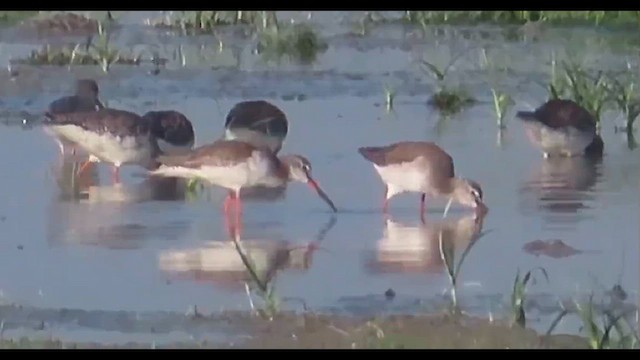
(0, 12, 637, 345)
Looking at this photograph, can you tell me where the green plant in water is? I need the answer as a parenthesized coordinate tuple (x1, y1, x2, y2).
(428, 89, 475, 117)
(510, 267, 548, 328)
(256, 23, 328, 65)
(480, 48, 514, 129)
(546, 294, 639, 349)
(548, 58, 609, 128)
(90, 21, 120, 73)
(0, 11, 38, 25)
(491, 90, 513, 130)
(384, 84, 396, 113)
(17, 19, 141, 70)
(400, 11, 640, 29)
(185, 178, 205, 201)
(605, 66, 640, 130)
(419, 52, 475, 116)
(606, 71, 640, 149)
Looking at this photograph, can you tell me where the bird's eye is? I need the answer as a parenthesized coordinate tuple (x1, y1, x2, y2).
(471, 188, 481, 200)
(303, 164, 311, 172)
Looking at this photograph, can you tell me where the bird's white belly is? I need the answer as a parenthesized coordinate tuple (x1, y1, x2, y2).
(50, 125, 152, 167)
(153, 150, 276, 192)
(374, 160, 428, 197)
(524, 123, 594, 156)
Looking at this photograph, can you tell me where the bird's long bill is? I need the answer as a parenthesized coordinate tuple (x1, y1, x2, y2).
(306, 177, 338, 213)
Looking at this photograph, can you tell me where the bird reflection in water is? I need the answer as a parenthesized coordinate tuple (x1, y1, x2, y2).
(52, 155, 189, 203)
(518, 156, 603, 225)
(365, 211, 488, 275)
(158, 215, 337, 295)
(47, 156, 191, 250)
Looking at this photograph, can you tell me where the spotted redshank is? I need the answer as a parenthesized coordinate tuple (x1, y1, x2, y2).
(516, 99, 604, 158)
(43, 108, 160, 183)
(222, 100, 288, 154)
(44, 78, 105, 156)
(358, 141, 487, 218)
(148, 139, 337, 226)
(142, 110, 195, 155)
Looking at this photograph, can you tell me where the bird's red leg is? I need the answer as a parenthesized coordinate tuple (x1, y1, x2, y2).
(111, 166, 121, 184)
(76, 160, 93, 177)
(382, 185, 389, 214)
(223, 192, 235, 235)
(234, 190, 243, 236)
(420, 193, 426, 220)
(223, 191, 235, 216)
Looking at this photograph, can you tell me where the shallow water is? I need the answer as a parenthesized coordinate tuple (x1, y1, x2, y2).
(0, 12, 638, 345)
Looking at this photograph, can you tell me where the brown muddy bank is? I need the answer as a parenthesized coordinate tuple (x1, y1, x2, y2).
(0, 311, 588, 349)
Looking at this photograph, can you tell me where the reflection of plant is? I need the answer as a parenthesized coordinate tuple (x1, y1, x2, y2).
(229, 216, 336, 320)
(546, 294, 639, 349)
(438, 228, 487, 312)
(231, 237, 281, 320)
(510, 267, 548, 328)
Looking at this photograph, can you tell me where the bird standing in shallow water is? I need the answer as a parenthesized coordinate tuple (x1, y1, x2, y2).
(142, 110, 195, 156)
(515, 99, 604, 159)
(44, 78, 105, 156)
(148, 139, 337, 229)
(43, 108, 160, 184)
(358, 141, 487, 218)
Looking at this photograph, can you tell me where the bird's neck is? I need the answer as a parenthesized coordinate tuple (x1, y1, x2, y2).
(258, 157, 291, 186)
(445, 177, 464, 197)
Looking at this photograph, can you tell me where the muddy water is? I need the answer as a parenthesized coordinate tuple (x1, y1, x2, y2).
(0, 12, 638, 346)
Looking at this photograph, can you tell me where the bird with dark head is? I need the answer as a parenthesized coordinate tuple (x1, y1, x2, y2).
(43, 108, 160, 183)
(358, 141, 487, 218)
(142, 110, 195, 156)
(515, 98, 604, 159)
(223, 100, 289, 154)
(44, 78, 105, 155)
(47, 78, 104, 115)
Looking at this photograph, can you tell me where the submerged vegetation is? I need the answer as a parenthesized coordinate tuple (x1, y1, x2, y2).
(150, 10, 267, 33)
(0, 11, 38, 25)
(1, 11, 640, 348)
(418, 52, 476, 116)
(401, 11, 640, 28)
(15, 20, 144, 72)
(152, 11, 327, 64)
